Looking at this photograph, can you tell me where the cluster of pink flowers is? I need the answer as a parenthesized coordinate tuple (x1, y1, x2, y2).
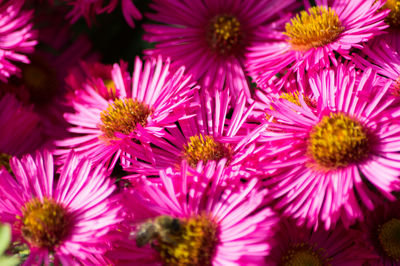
(2, 0, 400, 265)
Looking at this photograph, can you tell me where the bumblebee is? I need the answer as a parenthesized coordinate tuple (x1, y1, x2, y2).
(135, 215, 182, 247)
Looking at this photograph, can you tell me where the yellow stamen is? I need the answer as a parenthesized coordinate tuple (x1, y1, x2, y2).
(156, 215, 218, 266)
(280, 91, 302, 106)
(20, 198, 70, 249)
(266, 91, 316, 121)
(284, 6, 344, 51)
(0, 153, 11, 173)
(207, 14, 242, 55)
(308, 113, 371, 169)
(282, 243, 331, 266)
(280, 91, 317, 108)
(182, 135, 233, 167)
(100, 98, 152, 139)
(378, 218, 400, 261)
(383, 0, 400, 28)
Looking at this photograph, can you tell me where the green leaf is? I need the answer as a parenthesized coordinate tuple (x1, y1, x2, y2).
(0, 256, 20, 266)
(0, 224, 11, 255)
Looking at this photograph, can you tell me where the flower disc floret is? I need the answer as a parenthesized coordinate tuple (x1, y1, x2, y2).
(308, 113, 371, 169)
(378, 218, 400, 260)
(383, 0, 400, 28)
(183, 135, 232, 167)
(20, 197, 70, 249)
(155, 215, 218, 266)
(282, 243, 331, 266)
(284, 6, 344, 51)
(207, 14, 242, 56)
(100, 98, 152, 139)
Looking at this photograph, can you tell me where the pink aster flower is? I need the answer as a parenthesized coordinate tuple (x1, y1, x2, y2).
(359, 199, 400, 265)
(267, 218, 376, 265)
(0, 150, 122, 265)
(143, 0, 297, 100)
(122, 88, 257, 179)
(256, 63, 400, 230)
(0, 93, 42, 163)
(64, 0, 142, 28)
(246, 0, 389, 89)
(109, 160, 278, 265)
(55, 56, 197, 169)
(0, 0, 37, 81)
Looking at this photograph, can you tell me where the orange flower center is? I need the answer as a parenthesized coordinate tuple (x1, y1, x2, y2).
(383, 0, 400, 28)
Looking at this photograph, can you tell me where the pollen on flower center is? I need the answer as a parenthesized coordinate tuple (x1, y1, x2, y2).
(0, 153, 11, 173)
(308, 113, 371, 169)
(378, 218, 400, 260)
(182, 135, 233, 167)
(279, 91, 316, 108)
(282, 243, 328, 265)
(156, 215, 219, 266)
(20, 197, 70, 249)
(100, 98, 152, 139)
(282, 243, 330, 266)
(383, 0, 400, 28)
(207, 14, 242, 55)
(280, 91, 302, 106)
(284, 6, 344, 51)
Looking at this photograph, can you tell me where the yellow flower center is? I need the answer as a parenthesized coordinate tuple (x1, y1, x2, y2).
(147, 215, 218, 266)
(207, 14, 242, 56)
(284, 6, 344, 51)
(383, 0, 400, 28)
(20, 55, 58, 105)
(378, 218, 400, 260)
(308, 113, 371, 169)
(282, 243, 331, 266)
(0, 153, 11, 173)
(20, 198, 70, 249)
(182, 135, 233, 167)
(99, 98, 152, 139)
